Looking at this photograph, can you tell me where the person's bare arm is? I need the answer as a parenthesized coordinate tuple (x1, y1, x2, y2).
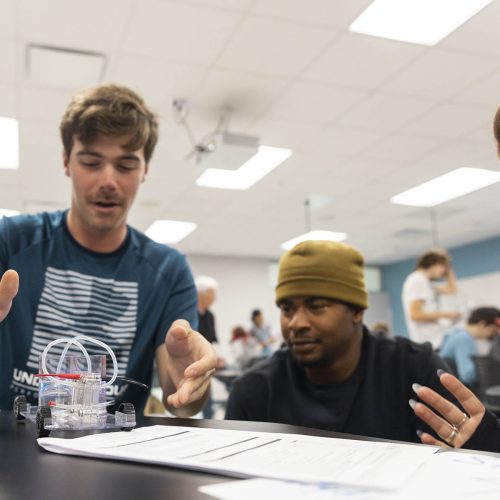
(435, 266, 458, 294)
(409, 299, 461, 323)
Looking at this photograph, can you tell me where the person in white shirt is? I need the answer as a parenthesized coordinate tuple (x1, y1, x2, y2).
(402, 250, 461, 349)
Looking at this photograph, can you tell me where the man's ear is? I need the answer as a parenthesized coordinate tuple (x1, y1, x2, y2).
(353, 309, 364, 325)
(142, 163, 149, 183)
(63, 151, 70, 177)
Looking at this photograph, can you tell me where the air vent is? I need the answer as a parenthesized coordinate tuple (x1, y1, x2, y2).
(27, 44, 106, 88)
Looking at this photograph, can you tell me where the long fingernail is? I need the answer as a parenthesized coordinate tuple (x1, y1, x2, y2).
(416, 430, 424, 438)
(412, 383, 422, 393)
(437, 369, 446, 377)
(409, 398, 417, 409)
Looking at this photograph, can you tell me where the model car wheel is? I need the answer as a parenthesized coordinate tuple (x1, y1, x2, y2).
(36, 406, 52, 438)
(118, 402, 135, 431)
(13, 395, 27, 421)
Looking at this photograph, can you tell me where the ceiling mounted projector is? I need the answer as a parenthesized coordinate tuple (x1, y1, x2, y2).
(172, 99, 259, 170)
(198, 131, 259, 171)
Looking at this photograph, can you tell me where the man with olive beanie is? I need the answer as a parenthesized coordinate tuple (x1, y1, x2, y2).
(225, 241, 500, 450)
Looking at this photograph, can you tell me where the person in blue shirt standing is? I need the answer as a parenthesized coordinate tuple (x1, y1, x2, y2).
(440, 307, 500, 387)
(0, 84, 217, 416)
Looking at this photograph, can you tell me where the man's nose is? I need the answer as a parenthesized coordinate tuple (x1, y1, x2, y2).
(288, 307, 310, 330)
(99, 164, 118, 190)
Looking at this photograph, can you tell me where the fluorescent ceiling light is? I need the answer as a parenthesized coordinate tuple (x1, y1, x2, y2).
(145, 220, 197, 244)
(0, 208, 20, 218)
(0, 117, 19, 169)
(349, 0, 493, 46)
(390, 167, 500, 207)
(196, 146, 292, 190)
(281, 230, 348, 251)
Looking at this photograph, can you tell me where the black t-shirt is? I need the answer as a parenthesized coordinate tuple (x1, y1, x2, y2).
(198, 310, 217, 343)
(225, 328, 500, 452)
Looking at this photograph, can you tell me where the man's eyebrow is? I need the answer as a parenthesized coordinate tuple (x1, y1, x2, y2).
(76, 151, 141, 162)
(76, 150, 102, 158)
(118, 153, 141, 162)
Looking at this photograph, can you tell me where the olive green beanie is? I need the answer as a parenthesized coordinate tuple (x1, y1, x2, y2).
(275, 240, 368, 309)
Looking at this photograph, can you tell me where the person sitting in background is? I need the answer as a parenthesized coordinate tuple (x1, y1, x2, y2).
(402, 250, 461, 349)
(440, 307, 500, 387)
(226, 240, 500, 452)
(250, 309, 275, 357)
(229, 326, 261, 370)
(371, 321, 391, 339)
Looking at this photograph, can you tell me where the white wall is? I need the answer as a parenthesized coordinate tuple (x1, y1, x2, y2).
(456, 271, 500, 309)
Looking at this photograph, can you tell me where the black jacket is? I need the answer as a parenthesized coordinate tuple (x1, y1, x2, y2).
(226, 328, 500, 452)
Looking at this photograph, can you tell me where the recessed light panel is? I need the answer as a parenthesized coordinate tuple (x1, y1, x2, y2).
(196, 146, 292, 190)
(145, 220, 197, 244)
(281, 230, 348, 251)
(390, 167, 500, 207)
(350, 0, 493, 46)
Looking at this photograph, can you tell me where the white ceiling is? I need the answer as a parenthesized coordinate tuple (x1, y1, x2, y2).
(1, 0, 500, 264)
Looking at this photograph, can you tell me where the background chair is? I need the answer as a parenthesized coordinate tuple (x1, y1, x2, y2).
(472, 355, 500, 416)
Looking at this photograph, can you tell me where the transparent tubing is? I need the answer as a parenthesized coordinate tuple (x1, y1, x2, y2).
(41, 336, 118, 387)
(56, 335, 118, 387)
(41, 338, 91, 383)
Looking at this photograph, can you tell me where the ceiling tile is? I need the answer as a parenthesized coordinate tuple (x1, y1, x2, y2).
(301, 126, 383, 158)
(190, 68, 289, 118)
(453, 72, 500, 108)
(366, 134, 444, 164)
(0, 0, 16, 37)
(245, 117, 323, 150)
(111, 56, 207, 112)
(382, 49, 500, 100)
(0, 84, 17, 117)
(216, 15, 335, 77)
(19, 0, 135, 51)
(178, 0, 253, 11)
(338, 93, 436, 133)
(121, 0, 241, 65)
(416, 139, 499, 171)
(305, 32, 424, 89)
(251, 0, 372, 28)
(0, 40, 17, 84)
(403, 103, 492, 139)
(18, 87, 75, 124)
(267, 81, 367, 124)
(439, 1, 500, 57)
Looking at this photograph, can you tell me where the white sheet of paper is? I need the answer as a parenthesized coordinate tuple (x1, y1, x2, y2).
(38, 425, 437, 490)
(199, 478, 383, 500)
(198, 450, 500, 500)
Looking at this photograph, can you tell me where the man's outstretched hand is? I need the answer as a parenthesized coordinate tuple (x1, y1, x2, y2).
(0, 270, 19, 323)
(162, 319, 217, 413)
